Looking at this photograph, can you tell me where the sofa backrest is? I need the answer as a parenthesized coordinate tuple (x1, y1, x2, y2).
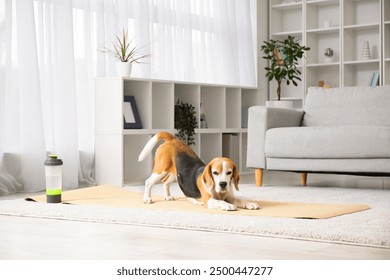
(302, 86, 390, 127)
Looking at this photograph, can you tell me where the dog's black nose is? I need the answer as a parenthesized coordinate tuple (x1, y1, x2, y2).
(219, 181, 227, 188)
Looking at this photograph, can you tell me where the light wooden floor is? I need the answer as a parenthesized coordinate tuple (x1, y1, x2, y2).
(0, 173, 389, 260)
(0, 214, 389, 260)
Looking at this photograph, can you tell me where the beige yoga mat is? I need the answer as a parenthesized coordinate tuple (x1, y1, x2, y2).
(26, 185, 370, 219)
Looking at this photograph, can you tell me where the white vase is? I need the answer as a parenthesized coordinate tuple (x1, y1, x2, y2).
(116, 61, 132, 77)
(266, 100, 294, 109)
(361, 41, 371, 60)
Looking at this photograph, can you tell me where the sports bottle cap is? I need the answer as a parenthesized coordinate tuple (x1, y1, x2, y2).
(44, 154, 63, 166)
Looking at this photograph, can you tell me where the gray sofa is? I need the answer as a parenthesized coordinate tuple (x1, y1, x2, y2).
(247, 85, 390, 186)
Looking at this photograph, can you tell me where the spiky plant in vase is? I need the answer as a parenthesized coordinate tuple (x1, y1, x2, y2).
(99, 28, 149, 77)
(261, 35, 310, 101)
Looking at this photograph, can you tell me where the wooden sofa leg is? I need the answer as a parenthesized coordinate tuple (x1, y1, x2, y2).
(255, 168, 263, 187)
(301, 173, 307, 186)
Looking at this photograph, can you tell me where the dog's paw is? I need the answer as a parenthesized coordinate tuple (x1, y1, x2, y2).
(143, 197, 153, 204)
(221, 203, 237, 211)
(165, 196, 174, 201)
(244, 202, 260, 210)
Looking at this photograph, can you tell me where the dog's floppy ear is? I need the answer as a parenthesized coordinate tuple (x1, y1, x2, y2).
(201, 163, 214, 192)
(232, 163, 240, 191)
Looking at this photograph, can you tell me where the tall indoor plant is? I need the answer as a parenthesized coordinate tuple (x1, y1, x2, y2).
(261, 35, 310, 101)
(99, 28, 149, 77)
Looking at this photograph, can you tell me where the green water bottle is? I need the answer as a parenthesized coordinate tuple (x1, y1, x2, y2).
(44, 154, 63, 203)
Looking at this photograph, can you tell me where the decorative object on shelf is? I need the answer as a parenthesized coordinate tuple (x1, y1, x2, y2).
(261, 35, 310, 101)
(174, 100, 198, 146)
(318, 80, 331, 88)
(324, 47, 334, 63)
(361, 41, 371, 60)
(123, 96, 142, 129)
(200, 103, 208, 129)
(370, 71, 379, 87)
(99, 28, 149, 77)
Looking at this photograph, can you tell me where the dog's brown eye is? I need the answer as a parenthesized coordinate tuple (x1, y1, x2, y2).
(227, 171, 232, 175)
(212, 171, 219, 175)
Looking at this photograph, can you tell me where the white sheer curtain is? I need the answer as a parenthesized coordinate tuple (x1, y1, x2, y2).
(0, 0, 256, 195)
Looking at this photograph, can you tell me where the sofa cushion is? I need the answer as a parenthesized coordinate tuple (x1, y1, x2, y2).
(303, 86, 390, 127)
(265, 126, 390, 159)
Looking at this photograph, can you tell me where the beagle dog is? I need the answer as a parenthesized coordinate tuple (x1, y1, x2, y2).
(138, 132, 259, 211)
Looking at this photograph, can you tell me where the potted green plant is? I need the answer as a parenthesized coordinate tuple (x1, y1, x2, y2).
(99, 28, 149, 77)
(261, 35, 310, 105)
(174, 100, 198, 146)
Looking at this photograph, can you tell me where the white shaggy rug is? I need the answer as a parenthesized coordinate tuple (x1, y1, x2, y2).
(0, 184, 389, 248)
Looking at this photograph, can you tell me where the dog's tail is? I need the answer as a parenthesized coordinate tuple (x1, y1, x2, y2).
(138, 132, 175, 162)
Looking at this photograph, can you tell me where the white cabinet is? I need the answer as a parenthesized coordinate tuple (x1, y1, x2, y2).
(95, 77, 259, 186)
(268, 0, 387, 105)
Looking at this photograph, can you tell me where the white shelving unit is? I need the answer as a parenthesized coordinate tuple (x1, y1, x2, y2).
(383, 0, 390, 84)
(268, 0, 388, 105)
(95, 77, 259, 187)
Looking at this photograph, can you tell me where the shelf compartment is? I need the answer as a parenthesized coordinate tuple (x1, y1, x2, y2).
(152, 82, 174, 129)
(343, 62, 380, 87)
(306, 64, 340, 89)
(270, 1, 302, 34)
(306, 0, 339, 30)
(343, 0, 380, 26)
(174, 83, 201, 126)
(124, 80, 152, 130)
(343, 28, 380, 62)
(307, 31, 340, 64)
(226, 88, 241, 129)
(200, 86, 226, 129)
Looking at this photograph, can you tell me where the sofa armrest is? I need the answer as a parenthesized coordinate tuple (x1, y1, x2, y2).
(246, 106, 304, 169)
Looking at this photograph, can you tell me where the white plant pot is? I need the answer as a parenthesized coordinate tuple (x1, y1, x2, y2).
(266, 100, 294, 109)
(116, 61, 132, 77)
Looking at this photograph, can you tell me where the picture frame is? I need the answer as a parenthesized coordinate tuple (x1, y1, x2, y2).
(370, 71, 379, 87)
(123, 96, 142, 129)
